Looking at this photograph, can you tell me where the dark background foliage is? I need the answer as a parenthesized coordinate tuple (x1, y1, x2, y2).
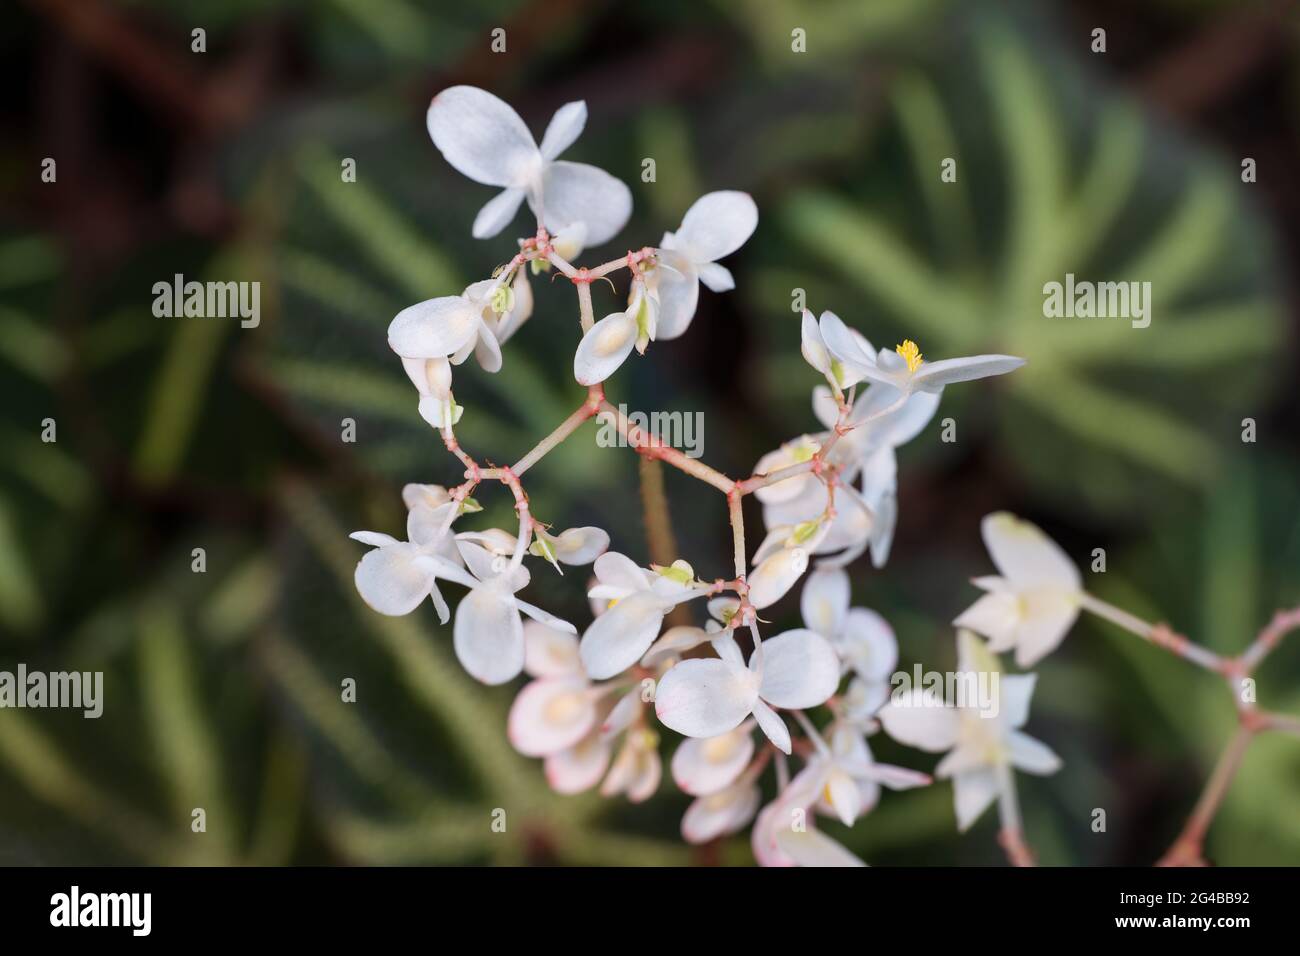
(0, 0, 1297, 865)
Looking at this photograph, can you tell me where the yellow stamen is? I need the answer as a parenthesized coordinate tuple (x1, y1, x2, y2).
(895, 339, 923, 373)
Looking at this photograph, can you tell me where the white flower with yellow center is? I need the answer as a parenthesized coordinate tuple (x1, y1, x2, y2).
(878, 631, 1061, 832)
(954, 512, 1083, 666)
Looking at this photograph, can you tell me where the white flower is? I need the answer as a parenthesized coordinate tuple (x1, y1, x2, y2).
(819, 311, 1024, 395)
(878, 631, 1061, 831)
(954, 512, 1082, 666)
(652, 191, 758, 340)
(508, 624, 600, 757)
(670, 721, 755, 796)
(746, 519, 826, 609)
(388, 280, 509, 384)
(807, 721, 930, 827)
(682, 774, 762, 845)
(350, 490, 465, 621)
(800, 309, 874, 388)
(751, 764, 865, 867)
(530, 525, 610, 572)
(601, 726, 662, 803)
(427, 86, 632, 243)
(580, 553, 705, 679)
(800, 568, 896, 716)
(448, 542, 575, 686)
(572, 283, 657, 385)
(654, 629, 840, 754)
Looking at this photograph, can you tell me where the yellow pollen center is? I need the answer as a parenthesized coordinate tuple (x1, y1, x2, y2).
(895, 339, 923, 373)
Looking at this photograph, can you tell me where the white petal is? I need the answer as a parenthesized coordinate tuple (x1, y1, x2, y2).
(838, 607, 898, 682)
(952, 767, 999, 831)
(472, 318, 502, 373)
(823, 769, 863, 826)
(995, 673, 1038, 729)
(800, 309, 833, 376)
(600, 689, 641, 738)
(579, 590, 666, 679)
(981, 512, 1081, 589)
(696, 262, 734, 292)
(354, 545, 435, 616)
(573, 310, 637, 385)
(426, 86, 540, 187)
(875, 388, 941, 448)
(912, 354, 1025, 390)
(1013, 591, 1080, 666)
(682, 782, 761, 844)
(774, 826, 866, 867)
(523, 620, 582, 678)
(953, 591, 1020, 647)
(1008, 730, 1061, 775)
(388, 296, 479, 359)
(671, 724, 755, 796)
(676, 191, 758, 262)
(507, 678, 597, 756)
(538, 161, 632, 246)
(757, 629, 841, 709)
(452, 584, 525, 685)
(818, 311, 878, 377)
(800, 567, 850, 638)
(538, 100, 587, 161)
(751, 698, 792, 753)
(471, 187, 527, 239)
(878, 689, 961, 752)
(593, 551, 652, 593)
(552, 526, 609, 565)
(545, 735, 610, 794)
(649, 252, 699, 341)
(747, 547, 811, 610)
(641, 625, 710, 668)
(350, 530, 399, 548)
(515, 598, 576, 634)
(654, 658, 759, 738)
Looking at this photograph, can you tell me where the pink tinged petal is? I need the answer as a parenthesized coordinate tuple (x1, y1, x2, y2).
(471, 187, 526, 239)
(1012, 591, 1080, 666)
(775, 826, 866, 867)
(696, 262, 734, 292)
(1007, 730, 1061, 775)
(601, 689, 641, 737)
(676, 191, 758, 262)
(538, 160, 632, 246)
(354, 545, 436, 616)
(626, 746, 662, 803)
(866, 762, 932, 790)
(641, 625, 710, 668)
(752, 800, 796, 867)
(682, 782, 761, 844)
(952, 766, 1000, 831)
(671, 724, 756, 796)
(388, 296, 479, 359)
(757, 629, 841, 710)
(507, 678, 598, 756)
(839, 607, 898, 682)
(578, 590, 667, 679)
(553, 526, 609, 565)
(751, 698, 792, 753)
(573, 310, 637, 385)
(538, 100, 587, 161)
(452, 585, 525, 685)
(912, 354, 1025, 391)
(426, 85, 540, 187)
(747, 547, 811, 610)
(649, 253, 699, 341)
(878, 689, 961, 751)
(654, 658, 760, 738)
(522, 620, 582, 678)
(981, 512, 1081, 589)
(545, 733, 610, 794)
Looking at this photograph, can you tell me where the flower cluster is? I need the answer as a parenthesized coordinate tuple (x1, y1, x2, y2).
(349, 85, 1252, 866)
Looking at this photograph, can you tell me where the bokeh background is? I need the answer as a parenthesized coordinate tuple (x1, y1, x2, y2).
(2, 0, 1298, 866)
